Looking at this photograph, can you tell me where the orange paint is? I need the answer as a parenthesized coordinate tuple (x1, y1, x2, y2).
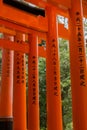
(58, 23, 69, 40)
(0, 26, 16, 36)
(82, 0, 87, 17)
(0, 36, 14, 130)
(0, 49, 13, 117)
(0, 0, 87, 129)
(0, 39, 29, 53)
(0, 39, 46, 57)
(28, 34, 40, 130)
(25, 0, 46, 8)
(13, 33, 27, 130)
(47, 0, 71, 9)
(69, 0, 87, 129)
(0, 1, 48, 32)
(38, 46, 46, 58)
(46, 6, 63, 130)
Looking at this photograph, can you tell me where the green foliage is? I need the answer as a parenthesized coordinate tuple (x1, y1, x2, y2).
(65, 122, 73, 130)
(59, 38, 73, 130)
(39, 58, 46, 130)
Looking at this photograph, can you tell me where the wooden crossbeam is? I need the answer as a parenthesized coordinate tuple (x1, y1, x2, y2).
(0, 19, 47, 42)
(0, 26, 16, 35)
(0, 1, 48, 33)
(0, 0, 69, 34)
(0, 39, 46, 57)
(0, 39, 29, 53)
(25, 0, 87, 17)
(25, 0, 71, 9)
(3, 0, 45, 17)
(47, 0, 71, 9)
(1, 0, 87, 17)
(0, 24, 69, 40)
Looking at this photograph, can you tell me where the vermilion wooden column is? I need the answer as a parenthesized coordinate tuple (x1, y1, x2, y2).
(13, 33, 27, 130)
(28, 34, 40, 130)
(0, 36, 14, 130)
(0, 53, 2, 119)
(69, 0, 87, 129)
(46, 6, 63, 130)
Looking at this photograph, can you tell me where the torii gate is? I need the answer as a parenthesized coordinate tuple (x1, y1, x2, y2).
(0, 0, 87, 130)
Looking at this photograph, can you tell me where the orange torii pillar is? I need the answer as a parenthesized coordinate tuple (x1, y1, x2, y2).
(0, 52, 2, 116)
(0, 37, 14, 130)
(28, 34, 40, 130)
(46, 6, 63, 130)
(69, 0, 87, 129)
(13, 33, 27, 130)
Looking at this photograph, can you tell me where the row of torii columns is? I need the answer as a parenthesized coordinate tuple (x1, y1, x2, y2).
(0, 0, 87, 130)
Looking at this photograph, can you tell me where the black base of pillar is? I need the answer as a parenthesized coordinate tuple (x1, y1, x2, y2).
(0, 118, 13, 130)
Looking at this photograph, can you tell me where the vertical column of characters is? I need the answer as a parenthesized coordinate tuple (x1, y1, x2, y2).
(46, 6, 63, 130)
(0, 36, 14, 130)
(28, 34, 40, 130)
(69, 0, 87, 129)
(13, 33, 27, 130)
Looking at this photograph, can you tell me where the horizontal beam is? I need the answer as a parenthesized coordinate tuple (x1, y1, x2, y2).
(25, 0, 71, 9)
(0, 21, 69, 40)
(0, 39, 46, 57)
(0, 26, 46, 43)
(1, 0, 87, 18)
(0, 0, 69, 35)
(0, 26, 16, 35)
(0, 0, 70, 38)
(25, 0, 87, 17)
(3, 0, 45, 17)
(25, 0, 69, 18)
(47, 0, 71, 9)
(0, 1, 48, 32)
(25, 0, 46, 8)
(0, 39, 29, 53)
(0, 19, 47, 41)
